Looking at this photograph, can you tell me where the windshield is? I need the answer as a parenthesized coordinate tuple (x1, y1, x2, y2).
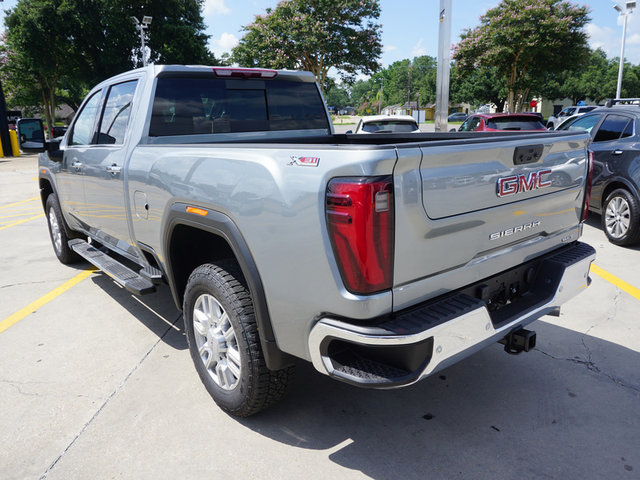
(557, 114, 601, 134)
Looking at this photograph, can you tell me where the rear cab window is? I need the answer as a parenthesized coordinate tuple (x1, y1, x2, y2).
(361, 120, 418, 133)
(486, 116, 545, 130)
(149, 75, 329, 138)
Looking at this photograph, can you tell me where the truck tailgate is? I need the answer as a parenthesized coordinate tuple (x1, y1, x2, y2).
(393, 133, 590, 310)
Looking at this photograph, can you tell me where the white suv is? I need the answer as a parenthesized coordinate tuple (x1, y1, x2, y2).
(547, 105, 597, 129)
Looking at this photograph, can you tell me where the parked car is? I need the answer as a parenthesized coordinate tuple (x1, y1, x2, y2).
(351, 115, 420, 134)
(52, 126, 68, 138)
(546, 105, 597, 130)
(556, 98, 640, 245)
(457, 113, 547, 132)
(447, 112, 468, 122)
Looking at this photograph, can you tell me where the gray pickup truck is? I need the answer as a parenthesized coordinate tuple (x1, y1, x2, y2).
(26, 65, 595, 417)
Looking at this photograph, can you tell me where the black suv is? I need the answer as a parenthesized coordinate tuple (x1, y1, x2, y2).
(557, 99, 640, 246)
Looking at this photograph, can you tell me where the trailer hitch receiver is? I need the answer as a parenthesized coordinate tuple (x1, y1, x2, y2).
(499, 328, 536, 355)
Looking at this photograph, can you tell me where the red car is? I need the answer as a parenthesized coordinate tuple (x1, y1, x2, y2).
(457, 113, 547, 132)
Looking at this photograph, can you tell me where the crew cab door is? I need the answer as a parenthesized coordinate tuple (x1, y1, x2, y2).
(79, 80, 139, 251)
(59, 89, 104, 230)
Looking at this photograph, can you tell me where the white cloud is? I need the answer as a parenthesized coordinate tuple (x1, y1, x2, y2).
(587, 21, 640, 64)
(209, 32, 239, 57)
(411, 38, 427, 57)
(204, 0, 230, 16)
(628, 33, 640, 46)
(383, 45, 398, 53)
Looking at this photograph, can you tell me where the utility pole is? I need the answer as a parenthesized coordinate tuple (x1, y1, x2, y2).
(434, 0, 452, 132)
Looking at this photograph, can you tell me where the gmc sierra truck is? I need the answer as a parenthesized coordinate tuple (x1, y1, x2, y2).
(26, 65, 595, 417)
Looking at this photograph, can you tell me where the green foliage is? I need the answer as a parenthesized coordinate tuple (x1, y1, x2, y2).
(541, 49, 640, 103)
(1, 0, 215, 128)
(231, 0, 382, 92)
(342, 55, 438, 113)
(324, 80, 350, 109)
(453, 0, 590, 111)
(451, 65, 508, 112)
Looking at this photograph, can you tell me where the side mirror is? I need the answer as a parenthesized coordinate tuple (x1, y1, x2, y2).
(345, 130, 353, 134)
(17, 118, 46, 153)
(449, 128, 457, 132)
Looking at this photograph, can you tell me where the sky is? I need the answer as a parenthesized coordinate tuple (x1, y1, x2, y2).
(203, 0, 640, 68)
(1, 0, 638, 68)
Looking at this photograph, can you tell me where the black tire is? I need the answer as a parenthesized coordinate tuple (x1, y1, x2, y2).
(45, 193, 82, 264)
(601, 188, 640, 246)
(183, 262, 294, 417)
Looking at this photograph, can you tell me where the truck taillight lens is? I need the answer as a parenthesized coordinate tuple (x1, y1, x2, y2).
(582, 151, 594, 222)
(326, 176, 394, 295)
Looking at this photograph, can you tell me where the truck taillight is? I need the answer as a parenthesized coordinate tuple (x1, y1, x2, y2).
(582, 151, 594, 222)
(326, 176, 394, 295)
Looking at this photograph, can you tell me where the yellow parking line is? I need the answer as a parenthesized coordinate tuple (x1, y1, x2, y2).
(0, 269, 96, 334)
(0, 214, 44, 231)
(591, 264, 640, 302)
(0, 210, 43, 220)
(0, 196, 39, 210)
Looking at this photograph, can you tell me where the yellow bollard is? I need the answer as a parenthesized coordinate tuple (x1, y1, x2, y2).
(0, 135, 4, 158)
(9, 130, 20, 156)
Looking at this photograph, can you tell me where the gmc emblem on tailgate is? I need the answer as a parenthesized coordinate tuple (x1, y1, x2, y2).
(497, 169, 552, 197)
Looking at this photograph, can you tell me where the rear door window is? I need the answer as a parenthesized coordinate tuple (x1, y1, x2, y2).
(149, 76, 329, 136)
(97, 80, 138, 145)
(593, 115, 633, 142)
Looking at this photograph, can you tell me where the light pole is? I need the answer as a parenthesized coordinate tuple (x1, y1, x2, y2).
(613, 1, 635, 99)
(435, 0, 452, 132)
(131, 15, 153, 67)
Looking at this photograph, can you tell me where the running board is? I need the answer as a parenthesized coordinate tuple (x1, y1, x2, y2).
(69, 239, 156, 295)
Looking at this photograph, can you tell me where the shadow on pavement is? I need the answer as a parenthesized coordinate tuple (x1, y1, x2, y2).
(90, 273, 186, 351)
(238, 322, 639, 480)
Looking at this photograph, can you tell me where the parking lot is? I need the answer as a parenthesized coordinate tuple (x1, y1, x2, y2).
(1, 154, 639, 480)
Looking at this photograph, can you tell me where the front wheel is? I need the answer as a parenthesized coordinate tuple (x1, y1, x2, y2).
(601, 189, 640, 246)
(45, 193, 82, 264)
(183, 262, 294, 417)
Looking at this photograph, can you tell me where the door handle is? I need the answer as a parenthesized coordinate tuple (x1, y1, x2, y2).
(612, 150, 623, 156)
(71, 161, 82, 171)
(106, 164, 122, 174)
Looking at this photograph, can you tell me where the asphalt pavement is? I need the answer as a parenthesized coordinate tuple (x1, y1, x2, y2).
(1, 153, 638, 480)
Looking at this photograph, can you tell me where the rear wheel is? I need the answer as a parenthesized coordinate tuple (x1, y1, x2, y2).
(45, 193, 82, 264)
(183, 262, 294, 417)
(601, 189, 640, 246)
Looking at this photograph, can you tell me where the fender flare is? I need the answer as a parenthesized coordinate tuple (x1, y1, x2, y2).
(162, 203, 292, 370)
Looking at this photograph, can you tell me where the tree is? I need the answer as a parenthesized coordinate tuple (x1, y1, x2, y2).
(2, 0, 215, 131)
(324, 80, 350, 110)
(453, 0, 590, 112)
(231, 0, 382, 93)
(3, 0, 77, 134)
(451, 65, 507, 112)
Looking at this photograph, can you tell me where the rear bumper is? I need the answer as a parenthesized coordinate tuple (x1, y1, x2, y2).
(308, 241, 595, 388)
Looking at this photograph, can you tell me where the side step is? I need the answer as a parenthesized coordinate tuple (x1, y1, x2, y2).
(69, 239, 156, 295)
